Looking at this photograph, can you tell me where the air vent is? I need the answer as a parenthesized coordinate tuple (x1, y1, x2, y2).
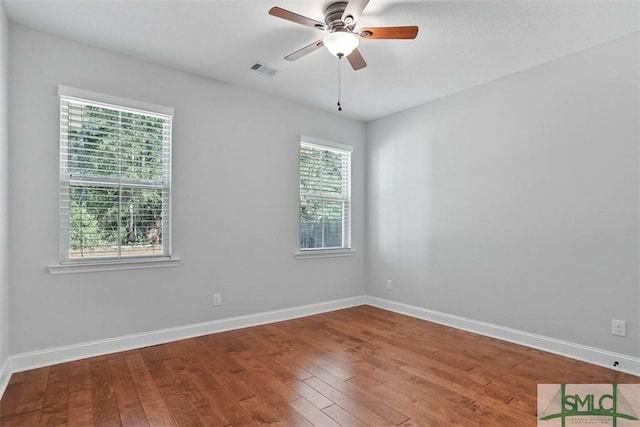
(249, 62, 280, 77)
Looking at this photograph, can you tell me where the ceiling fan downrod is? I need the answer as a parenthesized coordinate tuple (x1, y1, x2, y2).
(337, 55, 343, 111)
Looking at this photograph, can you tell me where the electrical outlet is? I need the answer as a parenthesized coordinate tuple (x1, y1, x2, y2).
(386, 279, 393, 290)
(213, 293, 222, 306)
(612, 319, 626, 337)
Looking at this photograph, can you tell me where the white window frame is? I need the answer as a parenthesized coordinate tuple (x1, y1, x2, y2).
(297, 136, 355, 259)
(49, 86, 179, 274)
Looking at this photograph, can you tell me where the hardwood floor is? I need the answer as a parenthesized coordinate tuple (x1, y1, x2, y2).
(1, 305, 638, 426)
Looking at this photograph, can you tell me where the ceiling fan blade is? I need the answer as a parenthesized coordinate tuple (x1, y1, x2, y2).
(269, 7, 327, 30)
(342, 0, 370, 25)
(347, 48, 367, 71)
(284, 40, 324, 61)
(359, 26, 419, 39)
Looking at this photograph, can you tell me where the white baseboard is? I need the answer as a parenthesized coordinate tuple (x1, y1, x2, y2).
(9, 295, 368, 375)
(0, 358, 10, 400)
(365, 296, 640, 377)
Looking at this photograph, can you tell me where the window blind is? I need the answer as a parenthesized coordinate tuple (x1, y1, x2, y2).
(59, 91, 172, 261)
(299, 140, 351, 250)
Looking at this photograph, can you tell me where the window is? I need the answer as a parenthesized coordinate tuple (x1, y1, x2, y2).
(58, 86, 173, 262)
(299, 137, 352, 251)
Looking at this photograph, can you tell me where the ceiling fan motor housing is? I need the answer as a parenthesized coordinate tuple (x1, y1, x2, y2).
(325, 2, 355, 32)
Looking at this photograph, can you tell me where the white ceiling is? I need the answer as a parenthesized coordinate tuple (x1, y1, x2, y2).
(3, 0, 639, 121)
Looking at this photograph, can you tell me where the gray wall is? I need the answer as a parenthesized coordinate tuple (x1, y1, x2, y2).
(366, 33, 640, 357)
(8, 24, 366, 355)
(0, 1, 9, 377)
(6, 19, 639, 362)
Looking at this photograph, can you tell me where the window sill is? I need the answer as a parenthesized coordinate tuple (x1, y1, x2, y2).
(295, 249, 357, 260)
(48, 257, 181, 275)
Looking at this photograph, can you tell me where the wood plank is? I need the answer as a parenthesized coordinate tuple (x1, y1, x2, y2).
(289, 397, 341, 426)
(39, 363, 71, 426)
(139, 346, 190, 397)
(304, 375, 402, 425)
(322, 403, 370, 427)
(89, 357, 121, 426)
(142, 350, 205, 424)
(375, 375, 484, 426)
(0, 408, 42, 426)
(238, 396, 288, 426)
(67, 389, 94, 427)
(228, 350, 300, 402)
(346, 375, 450, 425)
(67, 360, 91, 394)
(162, 391, 205, 426)
(107, 354, 149, 426)
(14, 366, 50, 416)
(184, 362, 250, 425)
(289, 380, 334, 410)
(123, 352, 174, 426)
(7, 372, 27, 385)
(194, 339, 255, 402)
(1, 382, 25, 420)
(167, 339, 256, 426)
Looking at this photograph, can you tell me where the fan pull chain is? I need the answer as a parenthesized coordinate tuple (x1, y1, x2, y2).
(337, 56, 342, 112)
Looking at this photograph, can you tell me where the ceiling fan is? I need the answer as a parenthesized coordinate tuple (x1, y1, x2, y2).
(269, 0, 419, 71)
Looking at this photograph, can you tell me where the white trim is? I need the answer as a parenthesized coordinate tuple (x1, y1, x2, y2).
(300, 135, 353, 153)
(8, 296, 367, 374)
(295, 249, 357, 259)
(365, 296, 640, 377)
(58, 85, 174, 116)
(0, 358, 10, 399)
(48, 257, 180, 275)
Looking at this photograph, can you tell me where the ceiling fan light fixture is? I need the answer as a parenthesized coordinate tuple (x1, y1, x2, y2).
(323, 31, 359, 57)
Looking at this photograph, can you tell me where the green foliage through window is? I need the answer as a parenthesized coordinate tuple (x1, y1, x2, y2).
(299, 141, 351, 250)
(60, 94, 172, 260)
